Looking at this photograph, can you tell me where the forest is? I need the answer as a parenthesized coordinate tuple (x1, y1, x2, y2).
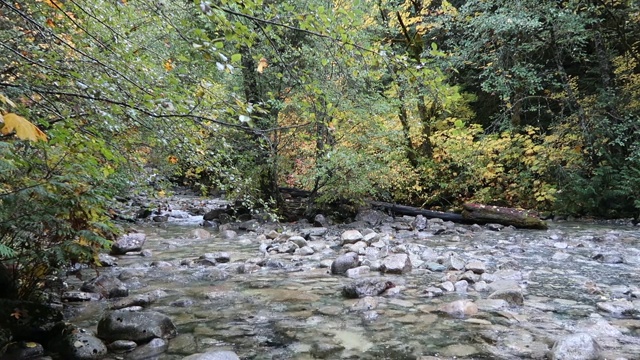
(1, 0, 640, 298)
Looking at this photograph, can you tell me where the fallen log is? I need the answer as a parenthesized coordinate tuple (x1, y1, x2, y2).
(369, 201, 473, 224)
(462, 203, 548, 230)
(369, 201, 547, 230)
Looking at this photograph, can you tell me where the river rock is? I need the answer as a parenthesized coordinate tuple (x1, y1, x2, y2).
(97, 310, 177, 343)
(111, 233, 146, 255)
(438, 300, 478, 318)
(182, 350, 241, 360)
(59, 331, 107, 360)
(342, 278, 393, 298)
(488, 288, 524, 306)
(190, 229, 211, 239)
(596, 299, 635, 315)
(455, 280, 469, 293)
(294, 246, 315, 255)
(346, 265, 370, 278)
(167, 333, 197, 355)
(550, 333, 602, 360)
(80, 274, 128, 299)
(62, 291, 102, 302)
(314, 214, 330, 227)
(465, 260, 486, 274)
(203, 207, 230, 221)
(351, 296, 379, 311)
(124, 337, 168, 359)
(341, 230, 363, 244)
(331, 252, 359, 275)
(443, 254, 465, 270)
(411, 215, 428, 231)
(380, 253, 412, 274)
(300, 227, 328, 237)
(98, 253, 118, 267)
(1, 341, 45, 359)
(107, 340, 137, 353)
(110, 291, 160, 310)
(355, 209, 388, 226)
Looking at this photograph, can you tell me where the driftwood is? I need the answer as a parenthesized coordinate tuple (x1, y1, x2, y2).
(461, 203, 548, 229)
(370, 201, 547, 230)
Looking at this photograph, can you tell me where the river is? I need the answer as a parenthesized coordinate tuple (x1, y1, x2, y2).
(64, 210, 640, 359)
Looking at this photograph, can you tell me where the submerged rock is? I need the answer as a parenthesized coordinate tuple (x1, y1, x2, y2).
(438, 300, 478, 318)
(182, 350, 241, 360)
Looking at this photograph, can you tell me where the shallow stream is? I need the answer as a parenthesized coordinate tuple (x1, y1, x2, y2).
(66, 217, 640, 359)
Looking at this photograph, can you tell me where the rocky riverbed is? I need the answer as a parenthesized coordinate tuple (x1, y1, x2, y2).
(7, 196, 640, 360)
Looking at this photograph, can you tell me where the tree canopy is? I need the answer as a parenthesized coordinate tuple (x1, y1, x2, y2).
(1, 0, 640, 298)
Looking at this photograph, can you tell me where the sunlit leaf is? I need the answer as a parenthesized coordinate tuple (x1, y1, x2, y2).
(0, 113, 48, 142)
(257, 57, 268, 74)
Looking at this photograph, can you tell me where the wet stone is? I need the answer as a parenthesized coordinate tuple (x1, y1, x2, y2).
(550, 333, 602, 360)
(342, 278, 392, 298)
(455, 280, 469, 293)
(443, 255, 465, 270)
(439, 281, 455, 292)
(124, 337, 168, 359)
(438, 300, 478, 318)
(380, 253, 412, 274)
(465, 260, 486, 274)
(331, 252, 359, 275)
(351, 296, 379, 311)
(425, 262, 446, 272)
(81, 274, 128, 299)
(597, 299, 636, 315)
(107, 340, 137, 353)
(182, 350, 241, 360)
(59, 331, 108, 360)
(346, 265, 370, 278)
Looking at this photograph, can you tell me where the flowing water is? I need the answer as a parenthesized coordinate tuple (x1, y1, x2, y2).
(66, 218, 640, 359)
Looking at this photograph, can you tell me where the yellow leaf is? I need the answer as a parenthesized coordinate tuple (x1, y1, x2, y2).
(168, 155, 178, 164)
(0, 94, 16, 108)
(257, 57, 268, 74)
(25, 342, 38, 348)
(0, 113, 48, 142)
(164, 59, 174, 71)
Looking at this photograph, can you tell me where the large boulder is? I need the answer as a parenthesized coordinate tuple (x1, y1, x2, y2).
(111, 233, 146, 255)
(80, 274, 128, 299)
(97, 310, 177, 343)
